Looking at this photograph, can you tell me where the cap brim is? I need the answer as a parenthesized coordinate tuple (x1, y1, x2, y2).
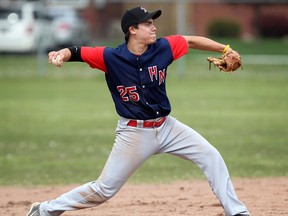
(139, 10, 162, 23)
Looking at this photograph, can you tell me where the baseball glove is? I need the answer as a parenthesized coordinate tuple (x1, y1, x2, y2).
(207, 50, 242, 72)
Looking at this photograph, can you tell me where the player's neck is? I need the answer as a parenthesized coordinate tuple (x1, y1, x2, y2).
(127, 40, 148, 56)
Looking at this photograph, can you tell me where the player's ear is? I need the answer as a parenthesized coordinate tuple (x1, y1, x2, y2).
(129, 26, 135, 35)
(129, 24, 138, 35)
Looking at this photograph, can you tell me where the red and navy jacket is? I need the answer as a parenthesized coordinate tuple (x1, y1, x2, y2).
(80, 35, 188, 120)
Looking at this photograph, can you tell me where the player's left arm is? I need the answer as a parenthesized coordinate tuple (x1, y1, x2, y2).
(182, 36, 232, 53)
(183, 36, 242, 72)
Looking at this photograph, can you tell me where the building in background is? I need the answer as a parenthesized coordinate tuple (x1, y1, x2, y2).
(1, 0, 288, 43)
(191, 1, 288, 40)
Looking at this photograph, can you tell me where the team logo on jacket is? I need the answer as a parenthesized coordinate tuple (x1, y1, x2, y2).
(148, 66, 166, 85)
(140, 7, 147, 13)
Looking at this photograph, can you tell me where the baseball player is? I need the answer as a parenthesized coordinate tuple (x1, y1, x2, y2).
(27, 7, 250, 216)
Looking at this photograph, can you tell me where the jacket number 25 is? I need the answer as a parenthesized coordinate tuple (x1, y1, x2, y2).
(117, 85, 140, 102)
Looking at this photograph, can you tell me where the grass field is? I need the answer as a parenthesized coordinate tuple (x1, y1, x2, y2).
(0, 39, 287, 186)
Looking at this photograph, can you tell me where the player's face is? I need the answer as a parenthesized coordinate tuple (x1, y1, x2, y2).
(136, 19, 157, 44)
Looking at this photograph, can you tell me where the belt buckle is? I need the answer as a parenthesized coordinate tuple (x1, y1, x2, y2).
(137, 120, 144, 127)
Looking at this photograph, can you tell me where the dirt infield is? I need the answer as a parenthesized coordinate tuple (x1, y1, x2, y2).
(1, 177, 287, 216)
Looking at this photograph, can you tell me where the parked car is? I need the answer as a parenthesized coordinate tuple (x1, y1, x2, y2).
(0, 2, 54, 53)
(48, 8, 91, 48)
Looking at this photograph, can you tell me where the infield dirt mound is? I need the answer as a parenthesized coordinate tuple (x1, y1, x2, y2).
(1, 177, 287, 216)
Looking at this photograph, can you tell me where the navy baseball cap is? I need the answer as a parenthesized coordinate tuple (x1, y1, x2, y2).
(121, 7, 162, 34)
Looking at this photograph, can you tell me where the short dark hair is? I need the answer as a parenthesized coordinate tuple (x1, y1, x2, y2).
(125, 24, 138, 43)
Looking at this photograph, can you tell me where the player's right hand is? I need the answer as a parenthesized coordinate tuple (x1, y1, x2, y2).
(48, 51, 64, 67)
(48, 51, 58, 64)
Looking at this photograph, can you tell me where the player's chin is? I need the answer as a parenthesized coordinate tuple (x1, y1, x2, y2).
(148, 36, 157, 44)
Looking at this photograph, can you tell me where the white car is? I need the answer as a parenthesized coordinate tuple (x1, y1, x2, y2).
(48, 8, 91, 48)
(0, 2, 54, 53)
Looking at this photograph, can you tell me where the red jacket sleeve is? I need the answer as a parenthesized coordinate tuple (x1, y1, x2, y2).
(164, 35, 188, 60)
(81, 46, 107, 73)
